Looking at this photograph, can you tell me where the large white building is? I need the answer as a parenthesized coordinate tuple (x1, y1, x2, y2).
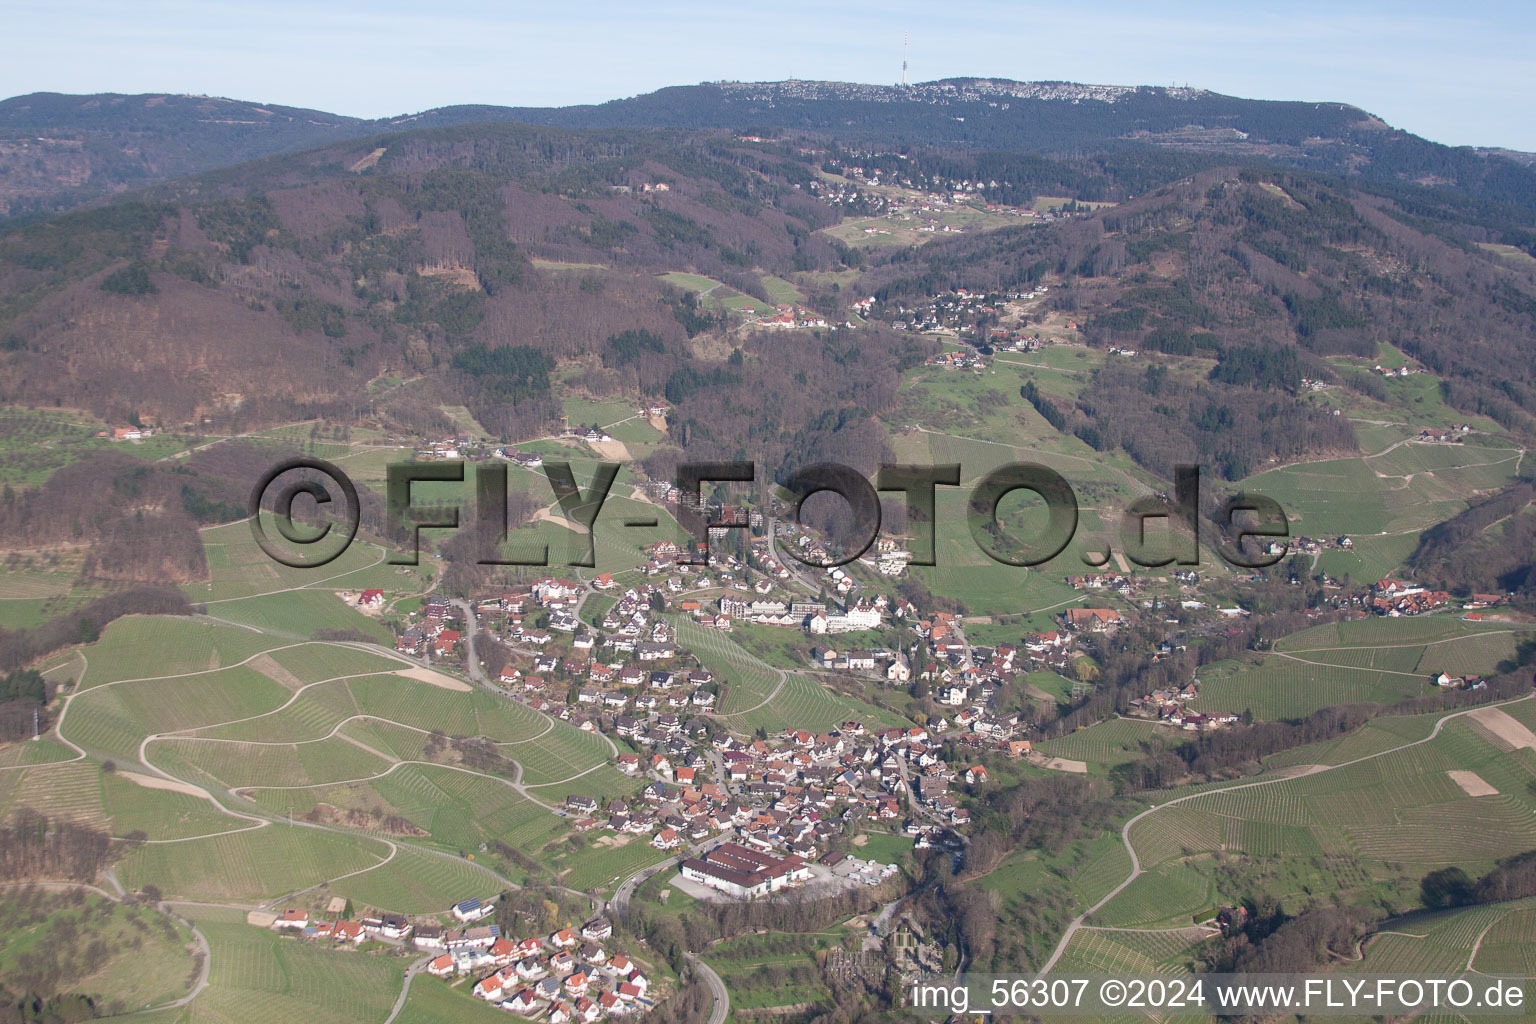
(679, 843, 811, 898)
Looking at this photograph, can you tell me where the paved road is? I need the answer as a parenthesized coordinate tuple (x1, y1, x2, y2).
(765, 520, 823, 597)
(686, 953, 730, 1024)
(450, 597, 617, 761)
(383, 955, 434, 1024)
(610, 834, 727, 919)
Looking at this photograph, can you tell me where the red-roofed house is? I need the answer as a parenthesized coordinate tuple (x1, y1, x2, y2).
(274, 908, 309, 929)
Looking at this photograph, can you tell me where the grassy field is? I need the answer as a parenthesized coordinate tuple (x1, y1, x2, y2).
(67, 665, 291, 760)
(101, 770, 250, 839)
(514, 722, 618, 786)
(245, 759, 567, 869)
(116, 824, 391, 901)
(656, 272, 773, 313)
(1037, 718, 1180, 773)
(550, 835, 673, 892)
(188, 520, 395, 604)
(0, 407, 195, 486)
(327, 843, 510, 913)
(0, 888, 198, 1014)
(879, 407, 1165, 612)
(0, 735, 76, 769)
(561, 395, 639, 428)
(821, 204, 1025, 249)
(1190, 622, 1527, 721)
(1090, 859, 1216, 928)
(853, 830, 913, 865)
(759, 274, 805, 305)
(77, 615, 284, 688)
(674, 616, 781, 714)
(393, 975, 512, 1024)
(1089, 701, 1536, 926)
(1343, 895, 1536, 977)
(162, 734, 395, 790)
(0, 563, 105, 629)
(202, 589, 392, 642)
(1055, 924, 1206, 975)
(165, 914, 407, 1024)
(700, 927, 849, 1009)
(192, 672, 547, 745)
(1477, 241, 1536, 268)
(737, 674, 907, 735)
(675, 617, 908, 734)
(1227, 440, 1524, 582)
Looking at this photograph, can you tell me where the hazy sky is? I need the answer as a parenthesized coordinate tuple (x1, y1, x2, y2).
(5, 1, 1535, 150)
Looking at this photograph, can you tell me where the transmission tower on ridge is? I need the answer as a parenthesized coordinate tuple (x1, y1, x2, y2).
(902, 33, 909, 87)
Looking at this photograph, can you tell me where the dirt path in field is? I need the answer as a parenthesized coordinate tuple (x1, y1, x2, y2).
(395, 666, 472, 692)
(587, 438, 632, 462)
(249, 653, 307, 692)
(116, 770, 212, 799)
(1466, 706, 1536, 751)
(532, 505, 584, 532)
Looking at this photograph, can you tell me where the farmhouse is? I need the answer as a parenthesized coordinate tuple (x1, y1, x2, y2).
(1064, 608, 1121, 632)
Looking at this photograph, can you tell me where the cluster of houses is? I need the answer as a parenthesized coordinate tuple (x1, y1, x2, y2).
(1345, 580, 1507, 619)
(1288, 535, 1353, 556)
(1368, 579, 1453, 616)
(1432, 672, 1488, 691)
(396, 595, 463, 658)
(270, 896, 655, 1019)
(923, 350, 987, 369)
(430, 912, 655, 1020)
(609, 181, 669, 195)
(415, 434, 474, 461)
(500, 449, 545, 470)
(565, 424, 615, 444)
(480, 583, 714, 714)
(271, 906, 410, 945)
(1416, 425, 1473, 443)
(873, 286, 1046, 345)
(985, 327, 1047, 352)
(755, 305, 829, 329)
(866, 538, 912, 578)
(354, 588, 386, 610)
(1064, 572, 1140, 595)
(1127, 682, 1241, 731)
(1063, 607, 1122, 633)
(712, 593, 885, 636)
(579, 717, 979, 862)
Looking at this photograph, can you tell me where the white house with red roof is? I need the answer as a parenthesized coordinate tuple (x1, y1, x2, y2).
(273, 908, 309, 929)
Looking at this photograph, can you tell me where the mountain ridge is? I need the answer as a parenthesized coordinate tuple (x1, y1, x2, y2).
(4, 79, 1534, 221)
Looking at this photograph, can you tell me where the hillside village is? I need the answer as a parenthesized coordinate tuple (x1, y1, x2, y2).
(375, 449, 1521, 818)
(262, 897, 658, 1020)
